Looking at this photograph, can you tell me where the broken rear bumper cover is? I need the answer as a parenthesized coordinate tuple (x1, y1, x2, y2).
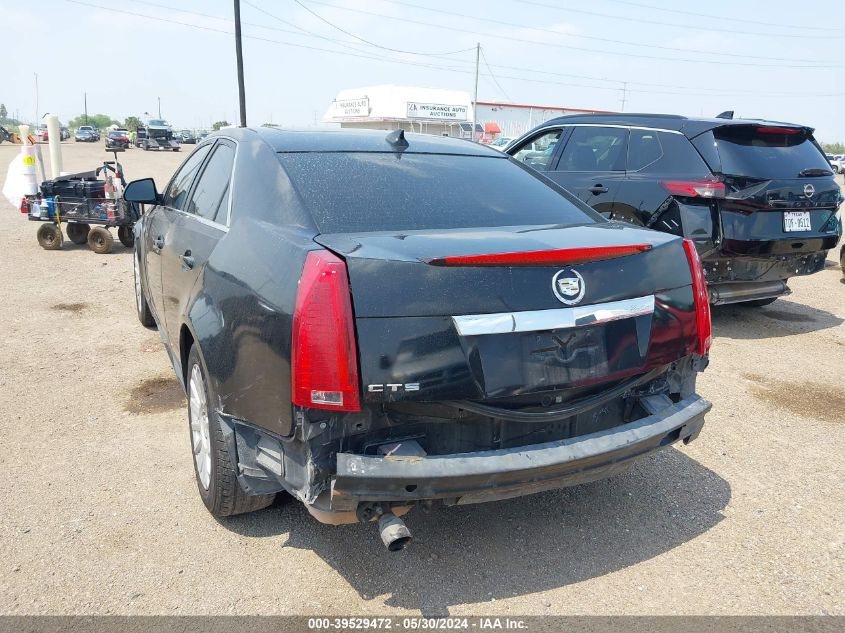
(328, 395, 711, 510)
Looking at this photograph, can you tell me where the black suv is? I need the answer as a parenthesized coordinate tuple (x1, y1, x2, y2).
(507, 114, 842, 305)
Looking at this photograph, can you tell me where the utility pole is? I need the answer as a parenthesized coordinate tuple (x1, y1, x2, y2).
(157, 96, 161, 118)
(471, 43, 480, 141)
(84, 92, 88, 125)
(234, 0, 247, 127)
(34, 73, 39, 123)
(620, 82, 628, 112)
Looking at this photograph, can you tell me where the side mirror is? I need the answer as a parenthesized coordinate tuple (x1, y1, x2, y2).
(124, 178, 159, 204)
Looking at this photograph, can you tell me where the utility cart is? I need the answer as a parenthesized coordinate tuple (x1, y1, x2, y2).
(23, 154, 138, 254)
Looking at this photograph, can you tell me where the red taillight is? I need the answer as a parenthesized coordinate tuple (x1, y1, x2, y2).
(756, 126, 800, 135)
(661, 179, 725, 199)
(20, 197, 29, 214)
(427, 245, 652, 267)
(682, 239, 712, 355)
(291, 250, 361, 411)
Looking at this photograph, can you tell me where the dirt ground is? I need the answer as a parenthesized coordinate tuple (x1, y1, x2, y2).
(0, 140, 842, 616)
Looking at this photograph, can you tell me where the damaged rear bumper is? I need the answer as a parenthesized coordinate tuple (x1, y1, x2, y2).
(328, 394, 711, 511)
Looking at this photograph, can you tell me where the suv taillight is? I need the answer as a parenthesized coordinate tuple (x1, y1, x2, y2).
(682, 239, 712, 355)
(291, 250, 361, 411)
(662, 179, 725, 199)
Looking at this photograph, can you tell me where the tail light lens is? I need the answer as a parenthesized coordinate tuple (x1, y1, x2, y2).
(291, 250, 361, 411)
(756, 126, 800, 135)
(682, 239, 712, 355)
(662, 179, 725, 199)
(20, 197, 29, 214)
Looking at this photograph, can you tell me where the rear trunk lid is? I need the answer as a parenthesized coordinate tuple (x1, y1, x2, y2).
(691, 124, 841, 255)
(316, 224, 700, 405)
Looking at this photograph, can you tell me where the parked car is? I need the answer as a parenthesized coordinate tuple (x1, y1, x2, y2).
(137, 119, 180, 151)
(105, 129, 130, 150)
(828, 154, 844, 174)
(60, 126, 70, 141)
(36, 124, 49, 142)
(75, 126, 99, 142)
(125, 128, 712, 548)
(507, 114, 842, 306)
(179, 129, 197, 144)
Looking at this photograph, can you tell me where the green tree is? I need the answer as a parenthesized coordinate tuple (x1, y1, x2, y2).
(68, 113, 118, 130)
(124, 116, 142, 132)
(0, 104, 7, 120)
(212, 120, 231, 131)
(821, 142, 844, 154)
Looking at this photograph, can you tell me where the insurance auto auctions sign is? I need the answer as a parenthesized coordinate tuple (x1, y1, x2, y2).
(406, 102, 468, 121)
(331, 97, 369, 118)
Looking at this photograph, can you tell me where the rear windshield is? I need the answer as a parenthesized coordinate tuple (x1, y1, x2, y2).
(712, 126, 830, 179)
(278, 152, 600, 233)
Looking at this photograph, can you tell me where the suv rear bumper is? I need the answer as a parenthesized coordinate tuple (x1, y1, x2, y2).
(701, 248, 830, 286)
(329, 394, 711, 510)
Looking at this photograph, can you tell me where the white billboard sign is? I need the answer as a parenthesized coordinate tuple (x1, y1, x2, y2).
(331, 97, 369, 118)
(406, 102, 468, 121)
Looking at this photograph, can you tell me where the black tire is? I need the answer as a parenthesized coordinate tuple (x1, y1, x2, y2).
(739, 297, 779, 307)
(36, 223, 63, 250)
(142, 142, 148, 151)
(117, 225, 135, 248)
(133, 247, 156, 328)
(65, 222, 90, 245)
(87, 226, 113, 254)
(186, 345, 275, 517)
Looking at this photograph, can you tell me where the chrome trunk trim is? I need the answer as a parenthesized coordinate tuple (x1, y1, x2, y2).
(452, 295, 655, 336)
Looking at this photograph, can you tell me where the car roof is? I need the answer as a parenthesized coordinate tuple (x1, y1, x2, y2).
(539, 112, 812, 138)
(242, 126, 502, 156)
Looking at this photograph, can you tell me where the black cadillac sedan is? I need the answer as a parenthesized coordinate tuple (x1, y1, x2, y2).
(125, 128, 712, 550)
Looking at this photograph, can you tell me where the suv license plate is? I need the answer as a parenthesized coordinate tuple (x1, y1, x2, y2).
(783, 211, 811, 232)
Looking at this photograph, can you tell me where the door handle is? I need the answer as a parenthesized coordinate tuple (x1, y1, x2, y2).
(589, 184, 609, 195)
(153, 235, 164, 252)
(180, 250, 195, 270)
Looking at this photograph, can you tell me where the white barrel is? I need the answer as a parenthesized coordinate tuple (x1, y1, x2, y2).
(19, 124, 31, 142)
(46, 115, 62, 179)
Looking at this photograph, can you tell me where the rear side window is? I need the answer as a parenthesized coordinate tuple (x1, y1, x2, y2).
(710, 126, 829, 179)
(278, 152, 601, 234)
(633, 131, 711, 177)
(558, 126, 627, 172)
(164, 144, 212, 209)
(185, 142, 235, 223)
(627, 130, 663, 171)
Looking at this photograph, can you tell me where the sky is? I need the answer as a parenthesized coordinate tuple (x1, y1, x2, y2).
(3, 0, 844, 142)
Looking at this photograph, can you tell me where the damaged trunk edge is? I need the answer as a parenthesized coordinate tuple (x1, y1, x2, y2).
(222, 355, 709, 525)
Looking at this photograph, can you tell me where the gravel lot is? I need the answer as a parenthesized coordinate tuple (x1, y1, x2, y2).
(0, 140, 842, 616)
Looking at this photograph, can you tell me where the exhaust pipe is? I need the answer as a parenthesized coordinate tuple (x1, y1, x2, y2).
(378, 512, 412, 551)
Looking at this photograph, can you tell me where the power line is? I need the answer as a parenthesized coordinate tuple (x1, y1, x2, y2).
(62, 0, 845, 101)
(516, 0, 845, 40)
(377, 0, 834, 65)
(301, 0, 845, 68)
(289, 0, 475, 57)
(121, 0, 845, 94)
(480, 46, 514, 103)
(597, 0, 845, 33)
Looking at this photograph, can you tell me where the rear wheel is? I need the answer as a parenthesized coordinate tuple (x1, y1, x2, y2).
(186, 345, 275, 517)
(36, 223, 63, 250)
(87, 226, 113, 254)
(65, 222, 90, 245)
(117, 225, 134, 248)
(134, 248, 156, 328)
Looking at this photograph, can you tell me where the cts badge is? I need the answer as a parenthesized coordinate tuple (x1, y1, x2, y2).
(368, 383, 420, 393)
(552, 269, 585, 305)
